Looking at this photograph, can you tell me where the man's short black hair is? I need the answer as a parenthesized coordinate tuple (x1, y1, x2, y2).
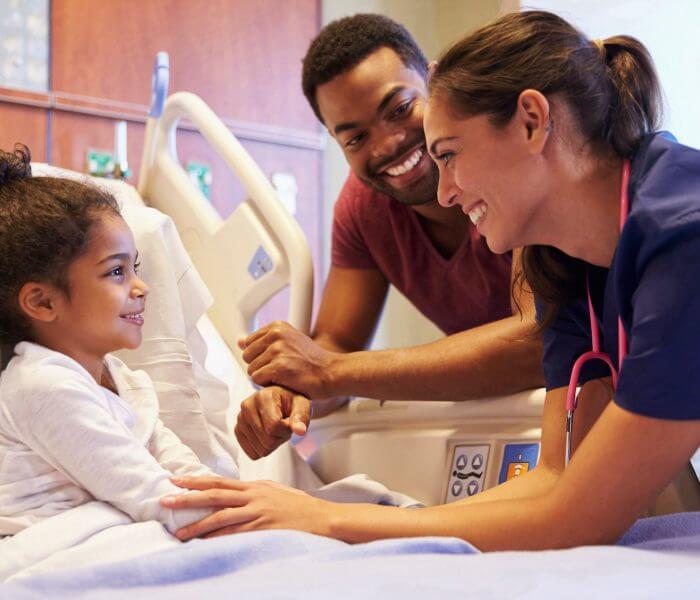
(302, 14, 428, 123)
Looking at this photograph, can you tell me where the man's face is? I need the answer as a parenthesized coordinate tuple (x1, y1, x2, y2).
(316, 47, 438, 206)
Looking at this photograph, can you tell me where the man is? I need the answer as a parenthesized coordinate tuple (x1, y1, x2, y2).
(234, 14, 543, 460)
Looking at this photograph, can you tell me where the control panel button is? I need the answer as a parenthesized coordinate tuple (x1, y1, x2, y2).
(507, 462, 529, 479)
(445, 444, 490, 504)
(498, 443, 540, 484)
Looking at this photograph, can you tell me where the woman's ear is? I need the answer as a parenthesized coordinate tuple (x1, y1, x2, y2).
(515, 89, 552, 154)
(17, 282, 61, 324)
(427, 60, 438, 82)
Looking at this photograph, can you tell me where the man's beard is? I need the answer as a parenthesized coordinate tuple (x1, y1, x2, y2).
(360, 139, 440, 206)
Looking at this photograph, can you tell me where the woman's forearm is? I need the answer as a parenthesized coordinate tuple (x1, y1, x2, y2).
(446, 463, 560, 507)
(323, 463, 572, 549)
(323, 493, 575, 550)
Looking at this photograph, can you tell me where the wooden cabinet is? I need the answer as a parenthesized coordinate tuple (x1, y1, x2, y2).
(0, 98, 48, 162)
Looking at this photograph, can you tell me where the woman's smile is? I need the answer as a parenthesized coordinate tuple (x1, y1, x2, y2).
(464, 200, 488, 227)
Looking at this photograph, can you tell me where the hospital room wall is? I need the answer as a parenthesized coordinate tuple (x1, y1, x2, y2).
(321, 0, 515, 351)
(0, 0, 325, 322)
(525, 0, 700, 150)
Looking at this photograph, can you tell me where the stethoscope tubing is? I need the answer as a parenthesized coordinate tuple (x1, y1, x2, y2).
(564, 159, 631, 466)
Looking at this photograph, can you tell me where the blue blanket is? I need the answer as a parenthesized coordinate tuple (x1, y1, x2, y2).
(3, 513, 700, 599)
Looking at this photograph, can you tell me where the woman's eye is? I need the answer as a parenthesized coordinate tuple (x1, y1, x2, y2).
(437, 152, 454, 166)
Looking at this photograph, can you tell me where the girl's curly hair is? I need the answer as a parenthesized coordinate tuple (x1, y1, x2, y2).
(0, 144, 120, 346)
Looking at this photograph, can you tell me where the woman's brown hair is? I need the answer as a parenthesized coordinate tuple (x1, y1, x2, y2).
(429, 10, 662, 325)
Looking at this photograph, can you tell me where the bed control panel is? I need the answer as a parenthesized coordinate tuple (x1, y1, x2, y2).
(248, 245, 274, 280)
(498, 443, 540, 484)
(444, 444, 490, 504)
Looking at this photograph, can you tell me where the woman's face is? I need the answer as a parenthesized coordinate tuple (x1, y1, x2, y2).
(424, 94, 549, 254)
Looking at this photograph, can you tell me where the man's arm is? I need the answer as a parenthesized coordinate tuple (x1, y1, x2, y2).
(313, 265, 390, 354)
(242, 251, 543, 402)
(320, 312, 540, 401)
(242, 265, 389, 418)
(230, 265, 388, 460)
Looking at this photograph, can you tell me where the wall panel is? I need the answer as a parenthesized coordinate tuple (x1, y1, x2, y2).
(50, 112, 146, 176)
(51, 0, 321, 132)
(0, 102, 47, 162)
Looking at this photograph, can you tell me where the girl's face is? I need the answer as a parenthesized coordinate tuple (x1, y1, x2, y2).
(423, 94, 550, 254)
(51, 213, 148, 358)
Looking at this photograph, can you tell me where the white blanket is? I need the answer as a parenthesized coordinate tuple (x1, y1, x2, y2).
(0, 503, 178, 581)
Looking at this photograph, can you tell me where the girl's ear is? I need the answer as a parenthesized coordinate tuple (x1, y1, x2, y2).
(17, 282, 61, 324)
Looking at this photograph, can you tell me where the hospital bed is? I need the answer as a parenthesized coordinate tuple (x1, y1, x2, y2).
(133, 52, 549, 508)
(133, 55, 697, 512)
(1, 54, 699, 596)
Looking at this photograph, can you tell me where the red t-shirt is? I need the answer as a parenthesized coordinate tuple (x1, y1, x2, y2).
(331, 173, 513, 335)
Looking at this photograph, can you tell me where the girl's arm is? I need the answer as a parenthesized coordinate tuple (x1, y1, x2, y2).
(12, 376, 212, 534)
(148, 419, 217, 478)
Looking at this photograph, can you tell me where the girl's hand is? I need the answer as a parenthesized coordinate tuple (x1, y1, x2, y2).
(161, 476, 331, 541)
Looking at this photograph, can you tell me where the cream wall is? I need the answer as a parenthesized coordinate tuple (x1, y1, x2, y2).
(525, 0, 700, 150)
(320, 0, 511, 349)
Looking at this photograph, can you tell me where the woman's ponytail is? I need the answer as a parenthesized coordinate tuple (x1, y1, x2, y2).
(601, 36, 662, 157)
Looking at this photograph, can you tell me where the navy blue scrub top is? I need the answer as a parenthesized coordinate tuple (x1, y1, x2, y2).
(538, 132, 700, 420)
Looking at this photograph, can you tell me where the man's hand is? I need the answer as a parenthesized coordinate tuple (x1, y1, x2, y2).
(235, 386, 311, 460)
(239, 321, 340, 399)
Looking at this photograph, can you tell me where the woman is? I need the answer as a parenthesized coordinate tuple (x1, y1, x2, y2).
(162, 11, 700, 551)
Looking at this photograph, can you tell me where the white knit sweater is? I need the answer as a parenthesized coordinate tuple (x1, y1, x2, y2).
(0, 342, 217, 536)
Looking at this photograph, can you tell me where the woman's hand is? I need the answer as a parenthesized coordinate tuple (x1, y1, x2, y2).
(161, 476, 332, 541)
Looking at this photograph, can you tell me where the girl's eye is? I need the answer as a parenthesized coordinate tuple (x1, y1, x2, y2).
(108, 266, 124, 277)
(345, 132, 366, 148)
(390, 101, 413, 120)
(134, 261, 141, 274)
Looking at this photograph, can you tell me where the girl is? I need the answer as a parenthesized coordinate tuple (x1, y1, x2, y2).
(0, 145, 217, 536)
(162, 11, 700, 550)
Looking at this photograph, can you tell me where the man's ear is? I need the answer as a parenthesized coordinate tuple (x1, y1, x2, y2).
(17, 282, 62, 324)
(515, 89, 552, 154)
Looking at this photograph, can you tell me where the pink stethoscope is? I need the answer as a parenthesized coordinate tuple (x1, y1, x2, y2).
(564, 159, 631, 466)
